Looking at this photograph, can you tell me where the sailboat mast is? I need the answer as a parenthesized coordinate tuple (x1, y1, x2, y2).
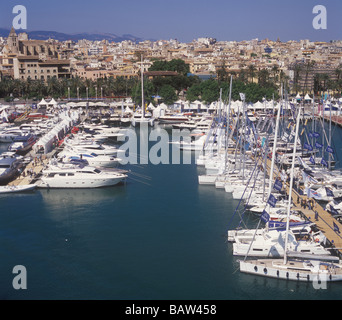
(283, 107, 301, 265)
(267, 84, 282, 198)
(329, 91, 332, 170)
(141, 55, 145, 119)
(225, 76, 233, 170)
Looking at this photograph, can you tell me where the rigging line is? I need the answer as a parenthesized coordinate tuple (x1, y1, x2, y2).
(226, 152, 263, 231)
(237, 144, 268, 229)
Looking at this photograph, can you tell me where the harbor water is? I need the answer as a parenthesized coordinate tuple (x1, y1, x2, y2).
(1, 123, 342, 300)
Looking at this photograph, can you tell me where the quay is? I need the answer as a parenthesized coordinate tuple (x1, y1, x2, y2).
(266, 158, 342, 256)
(320, 115, 342, 127)
(7, 149, 59, 187)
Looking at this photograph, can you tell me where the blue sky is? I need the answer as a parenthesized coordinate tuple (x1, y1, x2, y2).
(1, 0, 341, 42)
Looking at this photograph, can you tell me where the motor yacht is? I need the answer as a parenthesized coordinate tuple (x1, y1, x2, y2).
(38, 162, 127, 188)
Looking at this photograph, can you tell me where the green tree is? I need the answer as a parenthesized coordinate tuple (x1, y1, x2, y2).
(159, 84, 177, 105)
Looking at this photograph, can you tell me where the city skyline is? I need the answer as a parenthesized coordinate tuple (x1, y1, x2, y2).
(0, 0, 341, 43)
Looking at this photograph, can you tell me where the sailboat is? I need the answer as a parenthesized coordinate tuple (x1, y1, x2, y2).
(131, 56, 155, 127)
(238, 108, 342, 282)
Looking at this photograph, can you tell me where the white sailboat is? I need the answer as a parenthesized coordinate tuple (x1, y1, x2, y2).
(239, 108, 342, 282)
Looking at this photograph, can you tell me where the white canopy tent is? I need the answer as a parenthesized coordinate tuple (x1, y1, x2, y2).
(304, 94, 312, 101)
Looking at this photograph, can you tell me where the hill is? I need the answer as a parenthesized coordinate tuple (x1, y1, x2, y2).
(0, 28, 144, 42)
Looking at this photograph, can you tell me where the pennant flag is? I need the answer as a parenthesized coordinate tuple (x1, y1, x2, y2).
(333, 221, 340, 234)
(315, 142, 323, 149)
(321, 158, 328, 167)
(268, 194, 277, 208)
(312, 132, 320, 138)
(309, 156, 315, 165)
(274, 179, 282, 191)
(309, 132, 313, 138)
(325, 187, 334, 198)
(304, 143, 313, 151)
(326, 146, 334, 154)
(261, 210, 270, 223)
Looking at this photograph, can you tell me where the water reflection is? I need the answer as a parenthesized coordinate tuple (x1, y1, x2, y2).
(39, 186, 127, 220)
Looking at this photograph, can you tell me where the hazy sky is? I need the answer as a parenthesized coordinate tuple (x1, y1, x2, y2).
(1, 0, 341, 42)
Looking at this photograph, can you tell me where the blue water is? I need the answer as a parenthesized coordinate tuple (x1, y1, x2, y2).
(1, 122, 342, 300)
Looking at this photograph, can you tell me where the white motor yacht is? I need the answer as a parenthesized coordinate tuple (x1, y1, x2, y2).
(0, 128, 24, 142)
(131, 111, 155, 127)
(38, 162, 127, 189)
(58, 148, 121, 167)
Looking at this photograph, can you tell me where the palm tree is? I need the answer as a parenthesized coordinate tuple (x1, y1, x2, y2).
(257, 68, 270, 87)
(303, 61, 315, 94)
(271, 64, 279, 84)
(291, 62, 302, 94)
(247, 64, 257, 83)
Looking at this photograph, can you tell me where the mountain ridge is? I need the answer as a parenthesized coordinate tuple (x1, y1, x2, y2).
(0, 28, 146, 42)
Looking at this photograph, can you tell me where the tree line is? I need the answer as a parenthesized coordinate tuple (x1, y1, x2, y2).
(1, 59, 341, 105)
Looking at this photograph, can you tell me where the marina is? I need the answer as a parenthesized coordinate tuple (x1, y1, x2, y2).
(1, 94, 342, 299)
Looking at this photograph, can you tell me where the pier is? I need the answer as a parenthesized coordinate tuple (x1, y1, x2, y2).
(266, 158, 342, 256)
(7, 149, 59, 187)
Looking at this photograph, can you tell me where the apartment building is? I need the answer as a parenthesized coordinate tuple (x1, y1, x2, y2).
(13, 56, 72, 81)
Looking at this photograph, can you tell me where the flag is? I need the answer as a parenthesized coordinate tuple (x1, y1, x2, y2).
(306, 187, 322, 200)
(321, 158, 328, 167)
(326, 146, 334, 154)
(315, 142, 323, 149)
(274, 179, 282, 191)
(239, 93, 245, 101)
(312, 132, 320, 138)
(281, 132, 289, 142)
(325, 187, 334, 198)
(329, 205, 339, 216)
(304, 143, 313, 151)
(261, 210, 270, 223)
(333, 222, 340, 234)
(309, 156, 315, 165)
(268, 194, 277, 208)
